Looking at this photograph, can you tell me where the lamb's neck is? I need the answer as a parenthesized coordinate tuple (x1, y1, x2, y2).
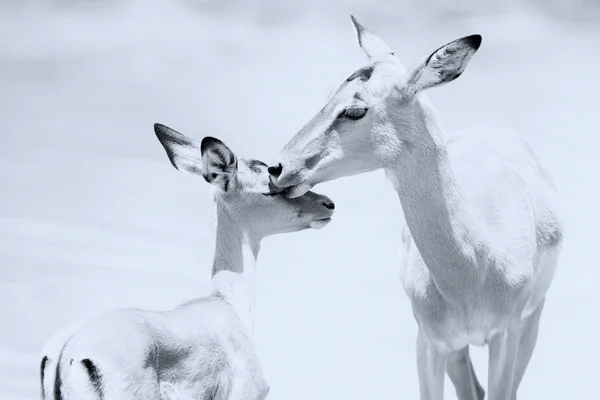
(211, 205, 261, 335)
(386, 97, 492, 293)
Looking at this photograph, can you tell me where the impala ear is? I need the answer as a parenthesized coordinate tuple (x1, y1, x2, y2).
(154, 123, 238, 192)
(350, 15, 396, 61)
(406, 34, 482, 94)
(200, 137, 238, 192)
(154, 123, 204, 175)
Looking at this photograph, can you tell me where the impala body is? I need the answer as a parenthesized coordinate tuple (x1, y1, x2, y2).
(40, 124, 335, 400)
(268, 16, 563, 400)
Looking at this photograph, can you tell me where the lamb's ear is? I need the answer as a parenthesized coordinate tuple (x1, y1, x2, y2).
(154, 123, 204, 175)
(350, 15, 395, 61)
(405, 34, 482, 95)
(200, 136, 238, 192)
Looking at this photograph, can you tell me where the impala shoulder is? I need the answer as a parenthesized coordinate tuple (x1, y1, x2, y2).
(535, 203, 564, 248)
(486, 249, 536, 296)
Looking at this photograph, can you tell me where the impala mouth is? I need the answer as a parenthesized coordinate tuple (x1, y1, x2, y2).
(309, 217, 332, 229)
(261, 188, 289, 197)
(284, 182, 312, 199)
(269, 175, 312, 199)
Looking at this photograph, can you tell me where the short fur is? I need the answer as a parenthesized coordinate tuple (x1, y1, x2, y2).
(39, 124, 335, 400)
(269, 16, 563, 400)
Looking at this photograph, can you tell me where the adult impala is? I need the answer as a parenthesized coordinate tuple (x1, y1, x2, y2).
(40, 124, 335, 400)
(268, 16, 564, 400)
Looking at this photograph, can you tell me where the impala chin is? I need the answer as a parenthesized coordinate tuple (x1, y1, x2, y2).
(309, 217, 332, 229)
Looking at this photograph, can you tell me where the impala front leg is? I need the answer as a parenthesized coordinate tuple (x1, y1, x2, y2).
(417, 331, 446, 400)
(510, 300, 545, 400)
(446, 346, 485, 400)
(487, 325, 520, 400)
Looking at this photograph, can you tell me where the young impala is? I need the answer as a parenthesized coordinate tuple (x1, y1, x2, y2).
(40, 123, 335, 400)
(267, 16, 564, 400)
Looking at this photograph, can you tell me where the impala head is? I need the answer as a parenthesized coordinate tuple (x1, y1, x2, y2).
(154, 124, 335, 237)
(268, 15, 482, 197)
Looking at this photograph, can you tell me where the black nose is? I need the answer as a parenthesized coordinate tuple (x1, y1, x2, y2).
(322, 200, 335, 210)
(267, 163, 283, 178)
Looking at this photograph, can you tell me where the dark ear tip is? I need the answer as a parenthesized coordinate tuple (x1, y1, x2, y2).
(154, 123, 172, 138)
(466, 34, 482, 50)
(153, 123, 169, 142)
(349, 14, 362, 30)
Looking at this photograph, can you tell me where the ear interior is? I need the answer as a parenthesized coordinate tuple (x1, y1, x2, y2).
(407, 34, 482, 94)
(200, 137, 238, 192)
(154, 123, 204, 175)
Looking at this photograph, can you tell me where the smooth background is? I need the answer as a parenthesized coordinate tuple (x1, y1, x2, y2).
(1, 0, 598, 398)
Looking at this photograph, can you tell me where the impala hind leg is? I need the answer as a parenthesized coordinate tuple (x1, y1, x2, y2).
(446, 346, 485, 400)
(417, 331, 446, 400)
(510, 300, 545, 400)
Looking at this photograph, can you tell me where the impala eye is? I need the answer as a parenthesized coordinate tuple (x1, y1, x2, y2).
(342, 107, 368, 120)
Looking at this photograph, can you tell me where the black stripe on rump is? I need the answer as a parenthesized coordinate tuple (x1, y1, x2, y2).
(40, 356, 48, 400)
(81, 358, 104, 398)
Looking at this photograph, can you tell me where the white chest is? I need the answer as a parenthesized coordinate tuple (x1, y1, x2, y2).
(399, 237, 524, 352)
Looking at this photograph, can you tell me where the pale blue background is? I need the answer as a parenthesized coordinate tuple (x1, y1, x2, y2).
(1, 0, 598, 399)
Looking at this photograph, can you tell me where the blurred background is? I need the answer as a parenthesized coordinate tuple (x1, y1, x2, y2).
(1, 0, 599, 399)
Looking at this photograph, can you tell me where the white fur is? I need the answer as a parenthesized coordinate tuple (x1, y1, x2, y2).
(270, 17, 564, 400)
(39, 129, 334, 400)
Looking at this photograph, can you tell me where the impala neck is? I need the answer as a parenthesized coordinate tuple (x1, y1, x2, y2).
(386, 96, 491, 294)
(211, 202, 261, 335)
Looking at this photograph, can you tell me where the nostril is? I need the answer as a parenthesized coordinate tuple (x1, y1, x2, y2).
(268, 163, 283, 178)
(322, 201, 335, 210)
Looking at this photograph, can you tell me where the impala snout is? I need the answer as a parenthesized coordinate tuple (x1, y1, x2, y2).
(269, 108, 343, 197)
(322, 200, 335, 210)
(267, 163, 282, 178)
(316, 196, 335, 215)
(268, 165, 310, 198)
(268, 158, 311, 196)
(268, 153, 308, 185)
(269, 146, 336, 198)
(302, 191, 335, 229)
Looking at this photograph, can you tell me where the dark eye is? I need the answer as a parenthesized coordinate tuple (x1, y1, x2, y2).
(342, 107, 368, 120)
